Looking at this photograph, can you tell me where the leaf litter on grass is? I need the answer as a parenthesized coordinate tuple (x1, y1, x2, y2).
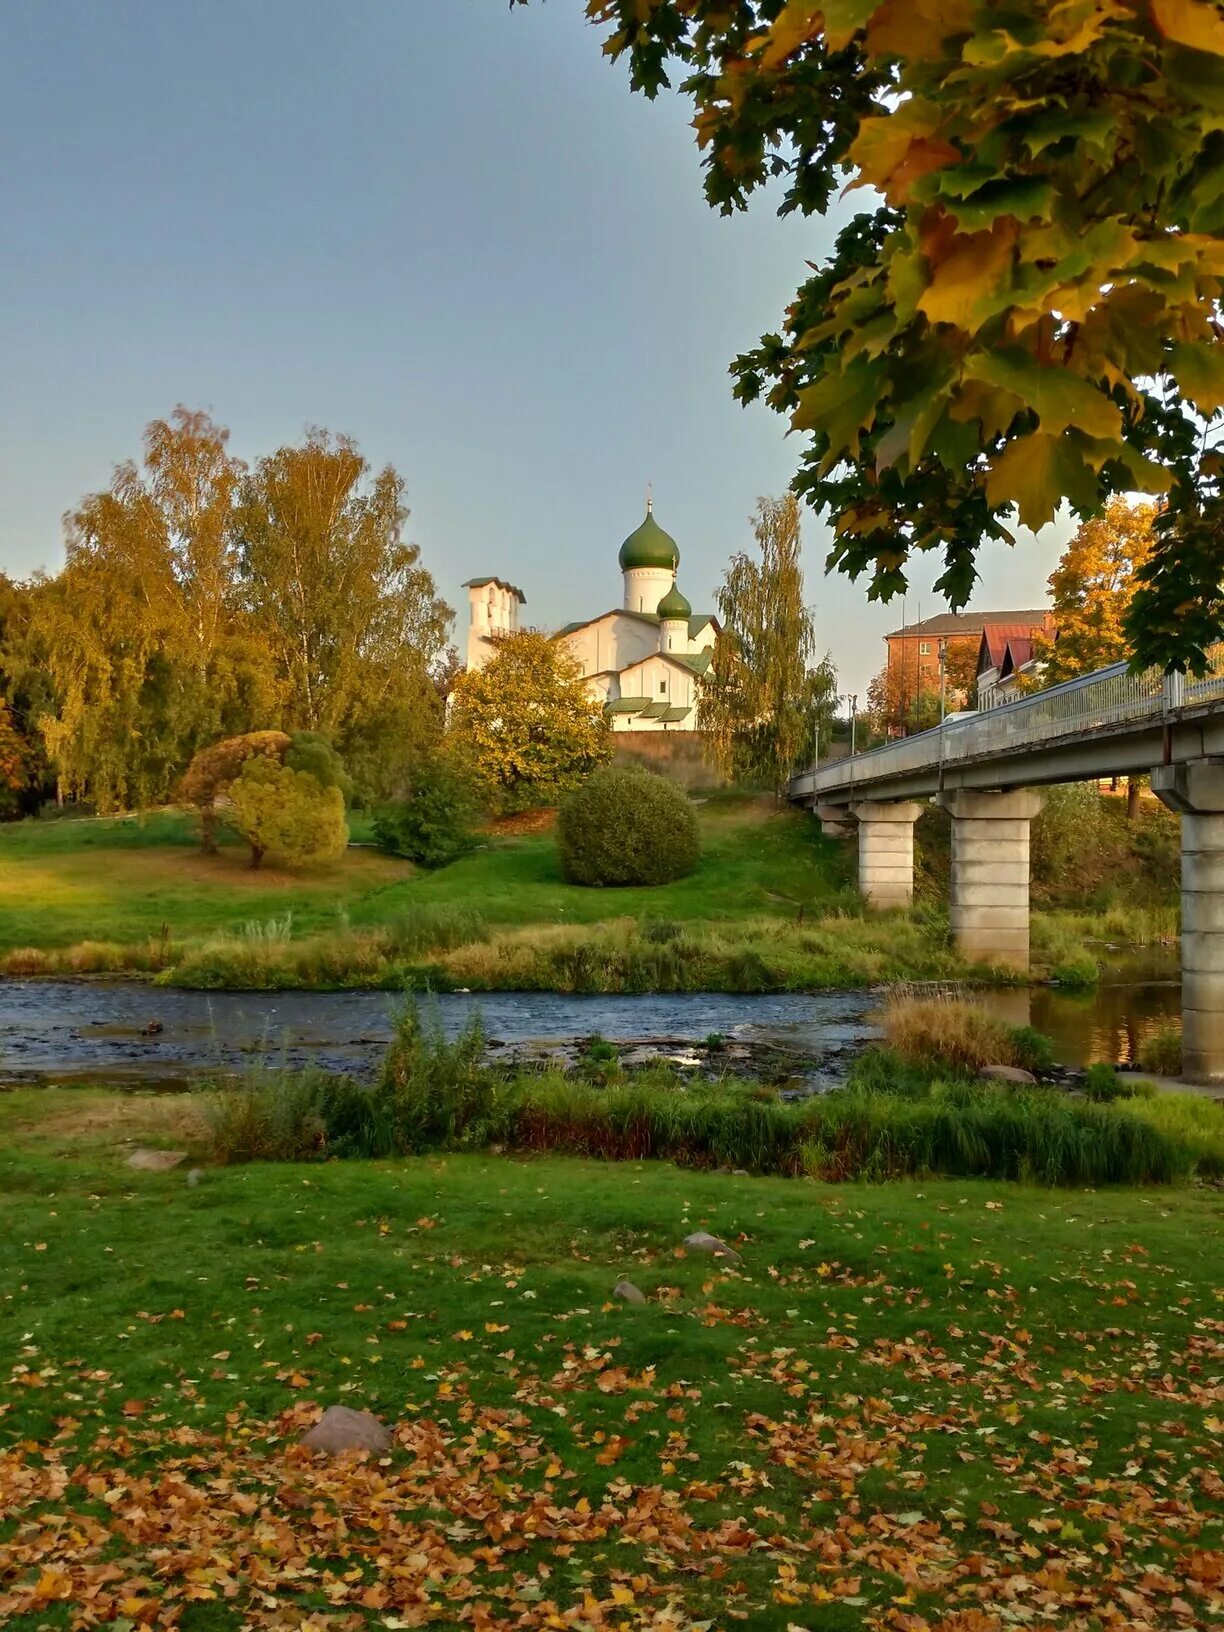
(1, 1154, 1222, 1630)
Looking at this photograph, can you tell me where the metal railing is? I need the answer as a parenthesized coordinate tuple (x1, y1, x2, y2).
(796, 643, 1224, 800)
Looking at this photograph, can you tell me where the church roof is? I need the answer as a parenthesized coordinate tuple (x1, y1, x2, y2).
(657, 583, 692, 619)
(619, 505, 680, 571)
(462, 576, 526, 603)
(555, 609, 716, 640)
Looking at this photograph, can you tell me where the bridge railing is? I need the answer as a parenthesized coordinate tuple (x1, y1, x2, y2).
(797, 642, 1224, 798)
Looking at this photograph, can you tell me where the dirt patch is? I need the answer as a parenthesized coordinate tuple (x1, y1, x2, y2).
(485, 808, 558, 837)
(10, 1091, 207, 1154)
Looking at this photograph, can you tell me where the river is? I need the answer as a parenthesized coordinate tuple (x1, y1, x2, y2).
(0, 956, 1183, 1089)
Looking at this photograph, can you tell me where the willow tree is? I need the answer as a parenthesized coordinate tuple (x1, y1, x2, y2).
(545, 1, 1224, 671)
(698, 494, 837, 793)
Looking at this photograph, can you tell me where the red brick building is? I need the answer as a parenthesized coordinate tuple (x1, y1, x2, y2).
(881, 609, 1054, 729)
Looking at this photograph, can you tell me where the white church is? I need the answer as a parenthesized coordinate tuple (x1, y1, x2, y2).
(463, 503, 718, 732)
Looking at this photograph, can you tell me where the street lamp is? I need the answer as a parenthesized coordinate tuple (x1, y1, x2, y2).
(938, 640, 948, 724)
(841, 692, 858, 757)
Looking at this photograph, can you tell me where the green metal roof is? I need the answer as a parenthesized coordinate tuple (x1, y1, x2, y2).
(618, 506, 679, 572)
(671, 650, 713, 676)
(605, 696, 652, 715)
(656, 582, 692, 619)
(660, 706, 691, 722)
(638, 700, 671, 718)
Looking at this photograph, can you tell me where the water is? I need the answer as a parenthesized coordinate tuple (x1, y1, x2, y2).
(0, 980, 875, 1088)
(0, 957, 1184, 1089)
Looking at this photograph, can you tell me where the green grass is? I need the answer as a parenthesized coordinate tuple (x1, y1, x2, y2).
(0, 1090, 1221, 1630)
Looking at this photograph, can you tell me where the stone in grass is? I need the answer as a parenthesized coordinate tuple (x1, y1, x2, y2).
(683, 1231, 741, 1264)
(126, 1149, 187, 1171)
(980, 1064, 1037, 1085)
(613, 1279, 646, 1305)
(300, 1405, 392, 1456)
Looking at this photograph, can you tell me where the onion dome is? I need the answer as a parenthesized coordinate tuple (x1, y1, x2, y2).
(656, 583, 691, 619)
(619, 503, 679, 571)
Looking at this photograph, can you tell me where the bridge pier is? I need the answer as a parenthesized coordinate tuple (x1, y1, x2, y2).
(1153, 763, 1224, 1082)
(938, 789, 1043, 970)
(815, 803, 855, 840)
(849, 800, 923, 909)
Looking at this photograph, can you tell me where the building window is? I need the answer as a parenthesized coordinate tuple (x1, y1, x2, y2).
(919, 641, 930, 655)
(659, 681, 667, 695)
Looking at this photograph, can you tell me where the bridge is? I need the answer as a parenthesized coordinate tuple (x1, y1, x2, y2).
(789, 653, 1224, 1081)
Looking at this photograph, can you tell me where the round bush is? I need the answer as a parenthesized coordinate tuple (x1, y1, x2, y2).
(556, 767, 700, 887)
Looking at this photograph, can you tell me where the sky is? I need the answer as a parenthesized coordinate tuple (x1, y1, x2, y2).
(0, 0, 1071, 699)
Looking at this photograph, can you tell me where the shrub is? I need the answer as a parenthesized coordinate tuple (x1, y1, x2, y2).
(179, 730, 291, 853)
(284, 731, 352, 798)
(227, 757, 348, 869)
(1008, 1025, 1057, 1075)
(1084, 1061, 1129, 1101)
(1138, 1022, 1182, 1077)
(382, 902, 489, 956)
(557, 767, 700, 887)
(372, 753, 483, 868)
(373, 1004, 491, 1153)
(200, 1065, 390, 1163)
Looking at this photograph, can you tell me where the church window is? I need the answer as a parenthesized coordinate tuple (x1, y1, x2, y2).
(659, 680, 667, 695)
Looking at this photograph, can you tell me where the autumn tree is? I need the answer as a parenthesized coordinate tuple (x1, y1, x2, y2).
(697, 494, 837, 791)
(549, 2, 1224, 671)
(446, 631, 612, 811)
(1033, 498, 1157, 684)
(226, 758, 348, 870)
(235, 432, 451, 797)
(866, 638, 980, 738)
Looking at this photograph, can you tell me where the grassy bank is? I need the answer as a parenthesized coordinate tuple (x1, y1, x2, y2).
(1, 1089, 1222, 1631)
(0, 796, 1180, 992)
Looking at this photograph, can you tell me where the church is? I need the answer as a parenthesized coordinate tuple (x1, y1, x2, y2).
(463, 502, 719, 733)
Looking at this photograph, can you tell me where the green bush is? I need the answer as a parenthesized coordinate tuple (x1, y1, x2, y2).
(226, 758, 348, 869)
(284, 731, 352, 798)
(1138, 1022, 1182, 1077)
(1008, 1025, 1057, 1075)
(372, 753, 483, 868)
(556, 767, 700, 887)
(1084, 1061, 1129, 1101)
(200, 1065, 380, 1162)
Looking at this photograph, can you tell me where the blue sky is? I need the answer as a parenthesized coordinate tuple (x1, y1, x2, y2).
(0, 0, 1067, 696)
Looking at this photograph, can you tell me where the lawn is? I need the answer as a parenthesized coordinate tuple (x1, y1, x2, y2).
(0, 798, 848, 956)
(1, 1088, 1221, 1629)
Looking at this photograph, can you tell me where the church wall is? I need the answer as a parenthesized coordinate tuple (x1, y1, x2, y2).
(559, 614, 660, 680)
(622, 566, 675, 615)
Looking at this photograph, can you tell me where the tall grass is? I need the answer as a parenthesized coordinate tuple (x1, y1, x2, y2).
(1138, 1021, 1182, 1077)
(196, 1001, 1219, 1186)
(879, 993, 1048, 1074)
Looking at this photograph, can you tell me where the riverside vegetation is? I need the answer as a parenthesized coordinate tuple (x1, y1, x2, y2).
(192, 997, 1224, 1189)
(0, 787, 1182, 993)
(3, 1085, 1223, 1631)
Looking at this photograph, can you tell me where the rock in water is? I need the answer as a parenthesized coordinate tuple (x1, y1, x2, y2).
(126, 1149, 187, 1171)
(683, 1231, 741, 1263)
(613, 1279, 646, 1305)
(980, 1064, 1037, 1085)
(300, 1406, 392, 1456)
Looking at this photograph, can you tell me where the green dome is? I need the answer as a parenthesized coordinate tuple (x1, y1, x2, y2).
(656, 583, 691, 619)
(619, 507, 679, 572)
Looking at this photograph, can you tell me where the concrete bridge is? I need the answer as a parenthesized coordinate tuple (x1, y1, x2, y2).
(789, 655, 1224, 1080)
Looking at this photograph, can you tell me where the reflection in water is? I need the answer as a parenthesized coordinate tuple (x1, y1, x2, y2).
(984, 950, 1181, 1067)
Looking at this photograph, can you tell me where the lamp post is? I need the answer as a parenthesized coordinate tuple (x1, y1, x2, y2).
(939, 639, 948, 724)
(841, 692, 858, 757)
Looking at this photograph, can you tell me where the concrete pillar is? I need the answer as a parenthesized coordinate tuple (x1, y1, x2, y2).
(849, 800, 924, 909)
(815, 803, 855, 840)
(1152, 762, 1224, 1082)
(938, 789, 1044, 970)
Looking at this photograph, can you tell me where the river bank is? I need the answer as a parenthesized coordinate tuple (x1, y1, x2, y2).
(0, 959, 1185, 1092)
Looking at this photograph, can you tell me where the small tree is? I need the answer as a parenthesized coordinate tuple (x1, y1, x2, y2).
(180, 730, 291, 853)
(1033, 499, 1157, 685)
(557, 768, 700, 887)
(447, 631, 612, 811)
(866, 639, 979, 738)
(0, 699, 31, 820)
(226, 758, 348, 870)
(372, 751, 483, 868)
(698, 495, 837, 792)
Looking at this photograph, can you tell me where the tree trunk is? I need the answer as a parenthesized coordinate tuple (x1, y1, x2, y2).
(249, 843, 264, 870)
(1126, 777, 1142, 821)
(200, 807, 218, 855)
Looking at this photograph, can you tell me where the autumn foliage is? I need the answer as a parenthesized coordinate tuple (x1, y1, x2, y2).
(447, 631, 612, 812)
(179, 730, 292, 852)
(577, 1, 1224, 670)
(226, 757, 349, 870)
(1033, 497, 1157, 683)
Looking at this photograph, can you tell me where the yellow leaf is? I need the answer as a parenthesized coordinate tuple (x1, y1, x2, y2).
(918, 219, 1017, 329)
(985, 431, 1099, 530)
(1170, 340, 1224, 415)
(1153, 0, 1224, 55)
